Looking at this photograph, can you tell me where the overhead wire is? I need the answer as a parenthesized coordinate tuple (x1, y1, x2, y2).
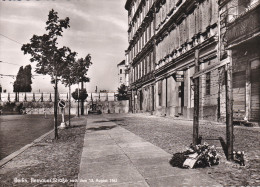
(0, 33, 23, 45)
(0, 61, 21, 66)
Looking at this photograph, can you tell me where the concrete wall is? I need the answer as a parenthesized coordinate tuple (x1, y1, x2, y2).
(21, 100, 129, 115)
(0, 92, 117, 103)
(0, 94, 129, 115)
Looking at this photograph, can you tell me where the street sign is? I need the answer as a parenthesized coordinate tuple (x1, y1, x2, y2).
(58, 99, 66, 108)
(58, 99, 66, 129)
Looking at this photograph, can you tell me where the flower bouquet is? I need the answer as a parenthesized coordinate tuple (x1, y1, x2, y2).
(170, 142, 220, 169)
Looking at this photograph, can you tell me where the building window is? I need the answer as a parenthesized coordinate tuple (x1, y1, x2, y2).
(206, 72, 211, 95)
(120, 77, 122, 83)
(139, 63, 141, 78)
(135, 66, 138, 80)
(148, 24, 151, 39)
(150, 51, 154, 70)
(132, 69, 134, 83)
(158, 80, 162, 106)
(120, 69, 122, 74)
(145, 28, 148, 43)
(144, 58, 147, 75)
(142, 60, 145, 76)
(238, 0, 251, 15)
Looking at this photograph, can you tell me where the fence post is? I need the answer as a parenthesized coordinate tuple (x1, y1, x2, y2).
(193, 49, 200, 145)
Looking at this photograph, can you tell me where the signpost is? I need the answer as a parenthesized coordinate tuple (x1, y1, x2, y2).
(58, 99, 66, 129)
(176, 71, 184, 82)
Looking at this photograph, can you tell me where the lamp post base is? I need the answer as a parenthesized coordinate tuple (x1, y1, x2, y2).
(60, 122, 66, 129)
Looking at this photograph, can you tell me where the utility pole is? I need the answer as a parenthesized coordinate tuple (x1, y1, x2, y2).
(225, 50, 234, 160)
(193, 49, 200, 145)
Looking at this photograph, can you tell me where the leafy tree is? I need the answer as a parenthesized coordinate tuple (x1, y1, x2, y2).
(13, 66, 23, 93)
(72, 88, 88, 101)
(72, 88, 88, 117)
(13, 65, 32, 93)
(13, 65, 32, 102)
(61, 49, 77, 125)
(13, 66, 23, 101)
(61, 51, 91, 122)
(72, 56, 92, 115)
(21, 9, 71, 139)
(116, 84, 129, 100)
(23, 65, 32, 92)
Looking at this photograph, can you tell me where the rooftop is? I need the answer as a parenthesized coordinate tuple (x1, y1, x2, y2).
(117, 60, 126, 66)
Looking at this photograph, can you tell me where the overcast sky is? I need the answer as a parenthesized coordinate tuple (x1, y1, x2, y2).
(0, 0, 128, 93)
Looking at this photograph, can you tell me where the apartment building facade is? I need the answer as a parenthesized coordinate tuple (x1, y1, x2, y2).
(125, 0, 157, 113)
(125, 0, 225, 121)
(220, 0, 260, 123)
(125, 0, 259, 124)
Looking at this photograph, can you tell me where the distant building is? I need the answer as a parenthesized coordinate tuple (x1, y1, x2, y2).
(117, 60, 128, 87)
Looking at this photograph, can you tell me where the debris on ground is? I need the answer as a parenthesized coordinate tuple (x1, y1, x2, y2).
(233, 151, 245, 166)
(170, 142, 220, 169)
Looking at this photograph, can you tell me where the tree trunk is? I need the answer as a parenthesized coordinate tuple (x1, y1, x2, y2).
(77, 83, 80, 117)
(69, 84, 71, 126)
(54, 74, 58, 139)
(15, 92, 18, 102)
(81, 81, 84, 115)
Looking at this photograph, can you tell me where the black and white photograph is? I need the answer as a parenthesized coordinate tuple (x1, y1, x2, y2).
(0, 0, 259, 186)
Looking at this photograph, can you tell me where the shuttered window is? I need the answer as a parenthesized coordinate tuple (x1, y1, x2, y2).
(206, 72, 211, 95)
(158, 80, 163, 106)
(250, 60, 260, 121)
(233, 71, 246, 120)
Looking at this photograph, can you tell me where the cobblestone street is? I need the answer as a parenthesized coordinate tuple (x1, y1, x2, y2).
(103, 113, 260, 186)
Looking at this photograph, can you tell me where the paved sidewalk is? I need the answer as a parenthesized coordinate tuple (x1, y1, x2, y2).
(77, 115, 221, 187)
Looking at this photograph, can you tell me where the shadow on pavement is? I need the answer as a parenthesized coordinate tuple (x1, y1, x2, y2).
(68, 125, 86, 129)
(117, 123, 127, 126)
(109, 119, 124, 122)
(92, 119, 125, 123)
(93, 120, 111, 123)
(219, 137, 228, 159)
(86, 125, 116, 131)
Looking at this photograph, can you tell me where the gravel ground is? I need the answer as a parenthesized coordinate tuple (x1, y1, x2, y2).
(0, 116, 86, 187)
(103, 113, 260, 186)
